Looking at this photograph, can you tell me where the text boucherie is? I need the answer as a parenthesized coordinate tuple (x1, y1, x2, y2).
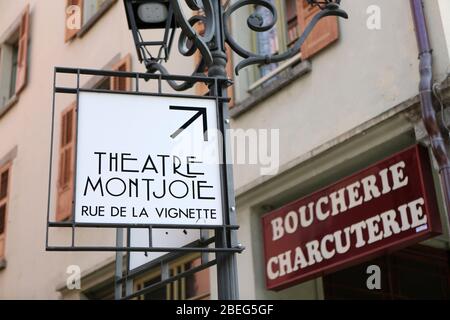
(266, 160, 429, 281)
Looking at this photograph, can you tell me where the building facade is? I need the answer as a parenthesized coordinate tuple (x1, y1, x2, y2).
(230, 0, 450, 299)
(0, 0, 449, 299)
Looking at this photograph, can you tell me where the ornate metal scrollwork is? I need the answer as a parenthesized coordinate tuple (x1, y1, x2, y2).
(224, 0, 348, 74)
(142, 0, 348, 91)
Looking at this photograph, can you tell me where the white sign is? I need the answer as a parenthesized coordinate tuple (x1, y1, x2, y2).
(75, 91, 224, 226)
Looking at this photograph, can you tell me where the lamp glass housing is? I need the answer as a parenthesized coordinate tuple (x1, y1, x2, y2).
(137, 2, 169, 24)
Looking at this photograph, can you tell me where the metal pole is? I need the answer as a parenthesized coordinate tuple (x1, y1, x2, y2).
(209, 0, 239, 300)
(125, 228, 133, 298)
(114, 228, 124, 300)
(410, 0, 450, 230)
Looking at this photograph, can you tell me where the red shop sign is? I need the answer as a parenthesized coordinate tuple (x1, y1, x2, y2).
(262, 145, 442, 291)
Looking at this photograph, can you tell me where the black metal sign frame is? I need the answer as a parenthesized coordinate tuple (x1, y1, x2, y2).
(46, 67, 242, 257)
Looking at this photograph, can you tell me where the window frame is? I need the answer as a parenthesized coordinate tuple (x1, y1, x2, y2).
(134, 253, 211, 301)
(56, 102, 76, 222)
(0, 4, 29, 116)
(231, 0, 339, 113)
(8, 43, 19, 99)
(110, 54, 132, 91)
(0, 36, 20, 108)
(65, 0, 118, 43)
(55, 54, 132, 222)
(284, 0, 300, 47)
(250, 0, 293, 83)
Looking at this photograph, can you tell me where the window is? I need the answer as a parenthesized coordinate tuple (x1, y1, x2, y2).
(55, 55, 131, 221)
(255, 2, 279, 78)
(251, 0, 339, 81)
(0, 163, 11, 261)
(285, 0, 299, 46)
(83, 0, 109, 25)
(135, 255, 211, 300)
(8, 44, 19, 99)
(92, 54, 131, 91)
(79, 254, 209, 300)
(56, 103, 76, 221)
(323, 245, 450, 300)
(94, 76, 111, 90)
(83, 279, 115, 300)
(65, 0, 117, 42)
(110, 54, 132, 91)
(139, 275, 167, 300)
(0, 5, 29, 111)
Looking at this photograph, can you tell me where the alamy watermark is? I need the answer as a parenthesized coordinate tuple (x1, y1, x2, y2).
(66, 5, 82, 30)
(366, 264, 381, 290)
(66, 265, 81, 290)
(170, 128, 280, 176)
(367, 5, 382, 30)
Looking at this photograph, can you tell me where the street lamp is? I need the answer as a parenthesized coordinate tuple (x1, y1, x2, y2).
(124, 0, 177, 64)
(136, 1, 169, 24)
(124, 0, 348, 90)
(122, 0, 347, 300)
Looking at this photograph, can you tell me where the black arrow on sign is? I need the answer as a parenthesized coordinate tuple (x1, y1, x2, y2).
(169, 105, 208, 141)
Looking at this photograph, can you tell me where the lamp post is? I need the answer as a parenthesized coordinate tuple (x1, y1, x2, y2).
(123, 0, 348, 300)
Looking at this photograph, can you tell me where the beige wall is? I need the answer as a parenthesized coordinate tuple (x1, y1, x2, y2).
(437, 0, 450, 74)
(231, 0, 450, 192)
(0, 0, 197, 299)
(0, 0, 449, 299)
(229, 0, 450, 299)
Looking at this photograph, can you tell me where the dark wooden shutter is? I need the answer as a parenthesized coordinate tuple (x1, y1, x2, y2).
(65, 0, 83, 42)
(56, 103, 76, 221)
(0, 164, 11, 259)
(296, 0, 339, 60)
(15, 5, 30, 95)
(110, 54, 132, 91)
(225, 44, 235, 108)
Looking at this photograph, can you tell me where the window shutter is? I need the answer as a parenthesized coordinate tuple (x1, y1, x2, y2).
(194, 52, 209, 96)
(56, 103, 76, 221)
(225, 44, 235, 108)
(296, 0, 339, 60)
(110, 54, 132, 91)
(0, 165, 11, 259)
(15, 5, 30, 95)
(0, 204, 6, 259)
(65, 0, 83, 42)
